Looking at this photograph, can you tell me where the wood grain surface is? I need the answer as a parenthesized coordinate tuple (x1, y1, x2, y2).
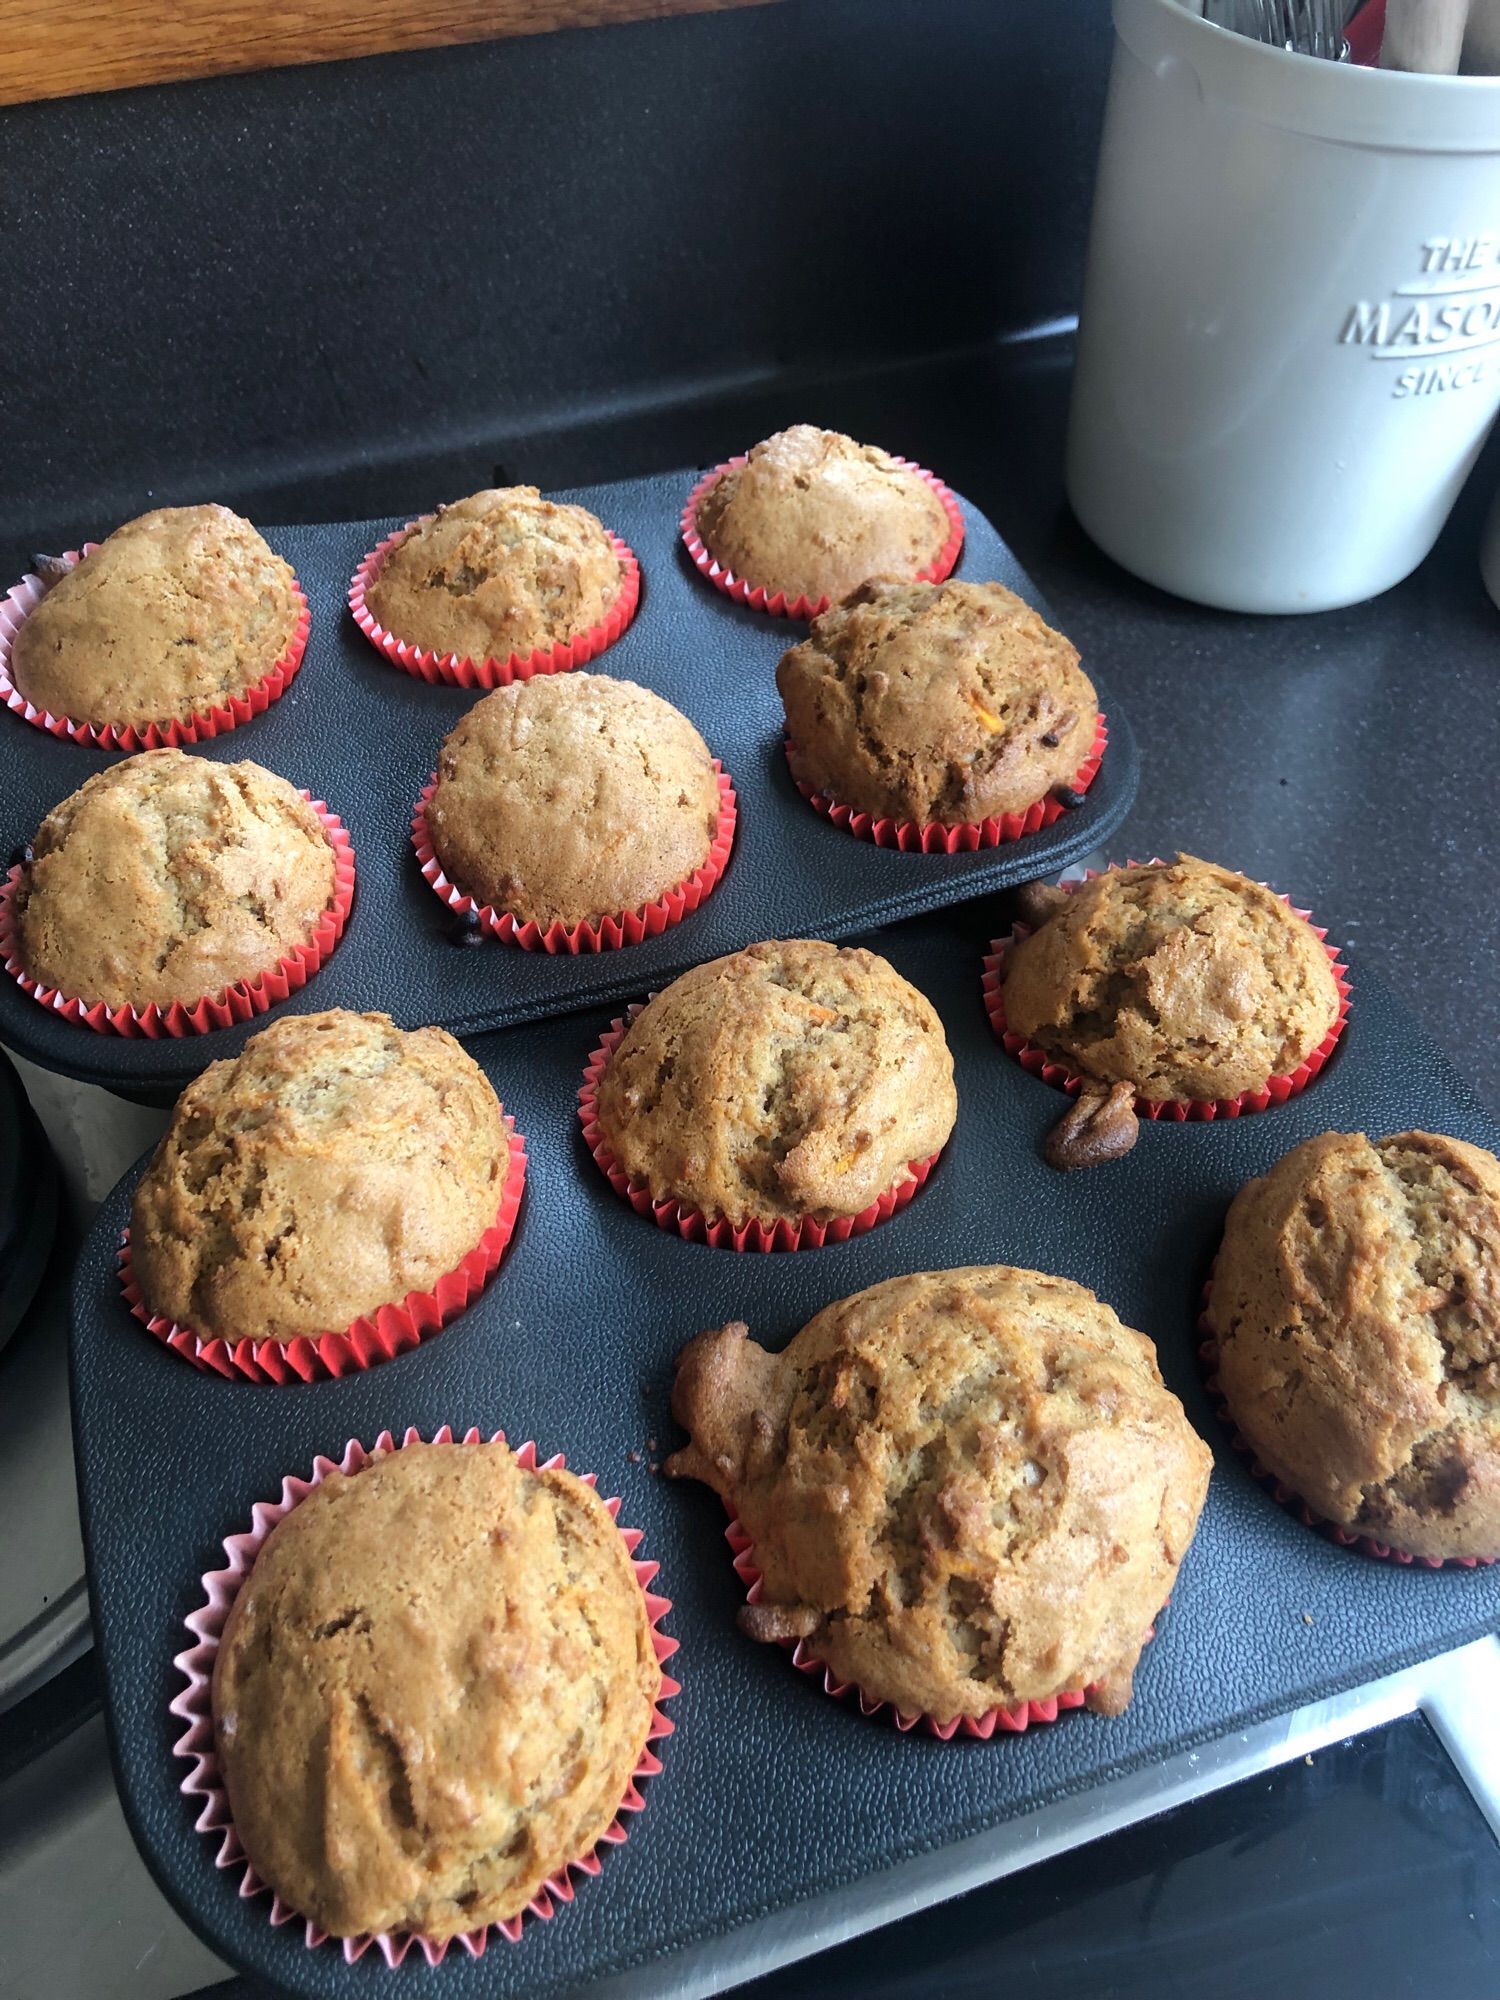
(2, 0, 779, 107)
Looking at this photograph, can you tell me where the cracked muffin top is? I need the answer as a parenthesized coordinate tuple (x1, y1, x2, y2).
(11, 504, 301, 728)
(999, 855, 1341, 1103)
(694, 425, 952, 607)
(14, 749, 335, 1011)
(1206, 1129, 1500, 1561)
(212, 1439, 660, 1940)
(130, 1010, 507, 1344)
(777, 579, 1097, 824)
(668, 1267, 1211, 1721)
(594, 939, 957, 1226)
(427, 673, 723, 929)
(363, 486, 623, 663)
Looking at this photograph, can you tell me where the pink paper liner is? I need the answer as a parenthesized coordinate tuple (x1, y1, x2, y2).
(0, 795, 356, 1038)
(348, 521, 640, 687)
(578, 1001, 942, 1251)
(981, 859, 1352, 1121)
(680, 455, 965, 621)
(789, 712, 1108, 854)
(0, 545, 311, 750)
(1197, 1277, 1496, 1570)
(412, 763, 737, 953)
(171, 1425, 679, 1964)
(117, 1115, 527, 1380)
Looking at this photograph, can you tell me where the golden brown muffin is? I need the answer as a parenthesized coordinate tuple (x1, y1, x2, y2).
(212, 1439, 660, 1939)
(427, 673, 722, 929)
(695, 425, 952, 606)
(131, 1010, 507, 1343)
(1000, 855, 1341, 1103)
(669, 1267, 1211, 1721)
(14, 750, 335, 1011)
(777, 580, 1097, 823)
(1206, 1130, 1500, 1560)
(364, 486, 623, 662)
(595, 939, 957, 1226)
(11, 504, 300, 728)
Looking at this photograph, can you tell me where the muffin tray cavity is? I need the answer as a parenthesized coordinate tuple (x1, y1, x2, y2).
(0, 471, 1137, 1098)
(71, 913, 1500, 2000)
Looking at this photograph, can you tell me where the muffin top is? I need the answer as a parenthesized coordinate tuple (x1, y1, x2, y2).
(777, 579, 1097, 823)
(1000, 855, 1341, 1103)
(695, 425, 952, 607)
(11, 504, 300, 728)
(364, 486, 622, 663)
(595, 939, 957, 1226)
(14, 749, 335, 1011)
(427, 673, 722, 928)
(668, 1267, 1211, 1721)
(212, 1440, 660, 1940)
(131, 1010, 506, 1344)
(1206, 1129, 1500, 1561)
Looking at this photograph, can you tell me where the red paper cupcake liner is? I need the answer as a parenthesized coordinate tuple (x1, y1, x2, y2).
(0, 796, 356, 1038)
(412, 764, 737, 953)
(789, 712, 1108, 854)
(1197, 1278, 1496, 1570)
(578, 1001, 942, 1250)
(981, 860, 1352, 1121)
(117, 1115, 526, 1381)
(348, 522, 640, 687)
(0, 546, 311, 750)
(680, 456, 965, 621)
(170, 1425, 678, 1964)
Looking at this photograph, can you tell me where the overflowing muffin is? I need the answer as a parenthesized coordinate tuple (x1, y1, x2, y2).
(12, 750, 336, 1011)
(595, 940, 957, 1227)
(364, 486, 624, 663)
(778, 580, 1097, 825)
(11, 504, 301, 729)
(1205, 1129, 1500, 1561)
(669, 1267, 1211, 1721)
(212, 1438, 661, 1939)
(131, 1010, 507, 1344)
(426, 673, 723, 929)
(693, 425, 954, 608)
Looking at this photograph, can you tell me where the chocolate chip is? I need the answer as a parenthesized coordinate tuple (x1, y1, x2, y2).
(1011, 879, 1072, 929)
(447, 909, 484, 947)
(1043, 1081, 1140, 1171)
(31, 553, 72, 586)
(737, 1601, 822, 1644)
(1040, 730, 1060, 748)
(1052, 785, 1086, 811)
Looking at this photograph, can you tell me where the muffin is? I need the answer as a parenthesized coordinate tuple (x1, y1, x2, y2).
(211, 1438, 661, 1940)
(668, 1267, 1211, 1720)
(131, 1010, 507, 1344)
(1205, 1129, 1500, 1561)
(694, 425, 953, 607)
(427, 673, 722, 929)
(11, 504, 301, 729)
(777, 580, 1097, 825)
(595, 940, 957, 1226)
(363, 487, 624, 663)
(13, 750, 336, 1011)
(1000, 856, 1342, 1104)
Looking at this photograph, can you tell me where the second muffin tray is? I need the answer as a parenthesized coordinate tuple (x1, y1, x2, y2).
(0, 470, 1138, 1099)
(70, 910, 1500, 2000)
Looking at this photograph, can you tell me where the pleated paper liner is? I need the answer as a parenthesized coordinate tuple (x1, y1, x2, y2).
(412, 764, 737, 954)
(579, 1001, 941, 1251)
(349, 522, 640, 688)
(1197, 1281, 1496, 1571)
(0, 797, 356, 1038)
(789, 712, 1108, 854)
(981, 861, 1352, 1122)
(0, 546, 311, 751)
(117, 1115, 526, 1382)
(680, 456, 965, 621)
(170, 1426, 679, 1965)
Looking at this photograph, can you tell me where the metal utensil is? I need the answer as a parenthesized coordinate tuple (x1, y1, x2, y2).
(1203, 0, 1352, 57)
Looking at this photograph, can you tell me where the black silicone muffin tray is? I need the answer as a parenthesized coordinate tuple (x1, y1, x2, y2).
(0, 471, 1137, 1099)
(71, 909, 1500, 2000)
